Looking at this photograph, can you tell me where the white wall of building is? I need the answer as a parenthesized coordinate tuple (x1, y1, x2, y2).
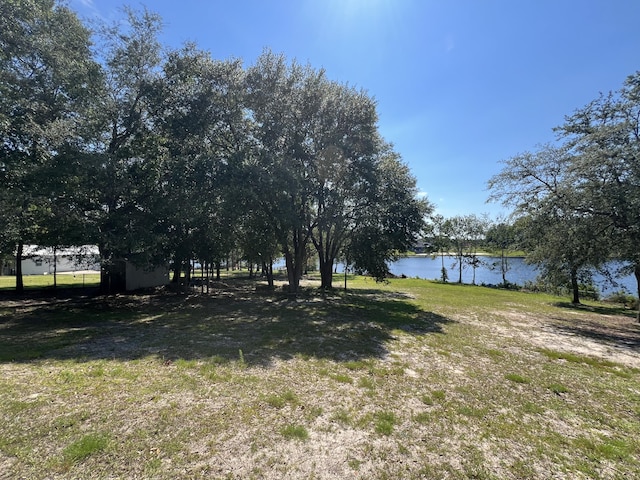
(20, 246, 100, 276)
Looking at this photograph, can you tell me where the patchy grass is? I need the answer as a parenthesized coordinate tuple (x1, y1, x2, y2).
(265, 390, 299, 409)
(0, 276, 639, 478)
(539, 348, 623, 369)
(505, 373, 531, 384)
(373, 411, 397, 435)
(547, 383, 570, 394)
(61, 433, 110, 465)
(280, 425, 309, 441)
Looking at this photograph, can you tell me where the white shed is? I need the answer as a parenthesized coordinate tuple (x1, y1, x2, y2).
(102, 258, 169, 292)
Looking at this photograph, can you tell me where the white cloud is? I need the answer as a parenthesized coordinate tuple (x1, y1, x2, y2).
(70, 0, 108, 21)
(71, 0, 100, 15)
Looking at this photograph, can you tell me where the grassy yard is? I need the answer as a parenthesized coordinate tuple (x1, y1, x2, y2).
(0, 273, 100, 291)
(1, 276, 639, 479)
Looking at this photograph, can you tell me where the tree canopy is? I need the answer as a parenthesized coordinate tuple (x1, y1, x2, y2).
(0, 2, 429, 293)
(489, 71, 640, 313)
(0, 0, 100, 291)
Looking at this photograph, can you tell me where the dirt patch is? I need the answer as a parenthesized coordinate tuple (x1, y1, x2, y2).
(490, 309, 640, 368)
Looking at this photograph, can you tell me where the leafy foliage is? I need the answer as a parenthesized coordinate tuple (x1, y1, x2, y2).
(489, 72, 640, 310)
(0, 0, 100, 291)
(1, 6, 428, 294)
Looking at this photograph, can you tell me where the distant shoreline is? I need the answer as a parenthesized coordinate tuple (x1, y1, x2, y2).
(408, 253, 526, 258)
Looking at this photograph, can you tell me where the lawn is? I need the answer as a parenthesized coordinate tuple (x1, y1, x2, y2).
(0, 273, 100, 291)
(0, 276, 639, 479)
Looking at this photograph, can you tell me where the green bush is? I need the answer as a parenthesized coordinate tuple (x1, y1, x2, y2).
(604, 291, 638, 309)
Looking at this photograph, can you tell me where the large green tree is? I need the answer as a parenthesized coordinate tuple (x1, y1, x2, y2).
(245, 51, 324, 292)
(490, 70, 640, 315)
(488, 144, 618, 304)
(0, 0, 100, 292)
(519, 207, 609, 304)
(309, 86, 384, 289)
(556, 72, 640, 313)
(149, 44, 247, 284)
(347, 149, 430, 283)
(246, 51, 429, 291)
(89, 7, 165, 292)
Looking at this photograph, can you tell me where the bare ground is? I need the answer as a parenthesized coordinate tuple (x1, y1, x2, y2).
(488, 307, 640, 368)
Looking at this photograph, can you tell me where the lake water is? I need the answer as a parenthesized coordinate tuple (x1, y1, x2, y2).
(331, 256, 637, 296)
(385, 256, 637, 296)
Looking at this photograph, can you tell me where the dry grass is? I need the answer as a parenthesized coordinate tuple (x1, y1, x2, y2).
(1, 275, 639, 479)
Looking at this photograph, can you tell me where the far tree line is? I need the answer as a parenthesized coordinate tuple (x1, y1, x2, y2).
(0, 2, 430, 294)
(424, 214, 621, 304)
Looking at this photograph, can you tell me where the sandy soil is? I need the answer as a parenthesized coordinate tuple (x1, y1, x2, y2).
(487, 308, 640, 368)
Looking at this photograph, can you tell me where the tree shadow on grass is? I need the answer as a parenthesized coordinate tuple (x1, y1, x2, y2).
(553, 301, 637, 318)
(0, 286, 454, 366)
(549, 303, 640, 354)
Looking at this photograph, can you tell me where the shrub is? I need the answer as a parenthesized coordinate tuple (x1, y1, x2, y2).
(604, 291, 638, 309)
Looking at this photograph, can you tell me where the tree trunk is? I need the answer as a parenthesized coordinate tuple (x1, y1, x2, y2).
(200, 260, 205, 293)
(185, 260, 191, 285)
(53, 246, 57, 290)
(283, 227, 307, 294)
(440, 251, 447, 283)
(284, 251, 300, 293)
(319, 258, 333, 289)
(263, 259, 274, 289)
(570, 268, 580, 304)
(171, 257, 182, 283)
(313, 225, 335, 289)
(471, 258, 477, 285)
(635, 263, 640, 322)
(501, 248, 508, 284)
(344, 263, 348, 291)
(205, 261, 209, 294)
(15, 242, 24, 294)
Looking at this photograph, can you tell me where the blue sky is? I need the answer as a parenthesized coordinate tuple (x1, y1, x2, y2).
(71, 0, 640, 218)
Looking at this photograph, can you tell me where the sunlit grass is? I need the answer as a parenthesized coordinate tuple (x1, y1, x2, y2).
(0, 273, 100, 290)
